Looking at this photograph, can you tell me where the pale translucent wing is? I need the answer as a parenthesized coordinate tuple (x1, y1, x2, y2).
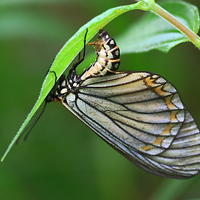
(79, 72, 185, 153)
(63, 71, 200, 178)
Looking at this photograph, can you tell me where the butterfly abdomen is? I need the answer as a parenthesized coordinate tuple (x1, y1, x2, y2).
(80, 29, 120, 81)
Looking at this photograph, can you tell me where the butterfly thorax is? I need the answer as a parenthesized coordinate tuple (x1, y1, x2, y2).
(56, 69, 82, 101)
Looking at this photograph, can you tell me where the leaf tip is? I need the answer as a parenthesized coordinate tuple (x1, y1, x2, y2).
(1, 154, 6, 162)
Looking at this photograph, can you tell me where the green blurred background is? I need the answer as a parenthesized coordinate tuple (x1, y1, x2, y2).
(1, 0, 200, 199)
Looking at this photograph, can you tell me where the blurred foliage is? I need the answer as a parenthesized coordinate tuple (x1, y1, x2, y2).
(1, 0, 200, 200)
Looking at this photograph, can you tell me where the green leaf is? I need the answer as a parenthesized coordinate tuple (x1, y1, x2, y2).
(117, 1, 200, 53)
(1, 1, 147, 161)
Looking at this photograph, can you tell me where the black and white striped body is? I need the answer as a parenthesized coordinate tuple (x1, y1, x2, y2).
(79, 29, 120, 81)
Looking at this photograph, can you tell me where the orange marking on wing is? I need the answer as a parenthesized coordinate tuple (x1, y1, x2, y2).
(141, 145, 153, 151)
(161, 124, 176, 135)
(164, 95, 177, 110)
(153, 137, 165, 146)
(153, 85, 169, 96)
(144, 77, 158, 87)
(170, 110, 179, 122)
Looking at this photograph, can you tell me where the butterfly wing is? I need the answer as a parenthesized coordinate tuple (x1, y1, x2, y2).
(62, 71, 200, 178)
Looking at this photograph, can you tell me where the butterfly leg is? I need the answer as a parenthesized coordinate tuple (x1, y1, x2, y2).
(68, 28, 88, 75)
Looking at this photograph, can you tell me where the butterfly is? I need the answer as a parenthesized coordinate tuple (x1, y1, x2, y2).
(44, 29, 200, 179)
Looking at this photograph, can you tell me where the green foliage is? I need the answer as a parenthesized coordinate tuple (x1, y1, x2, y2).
(2, 0, 200, 162)
(1, 0, 200, 200)
(117, 1, 200, 53)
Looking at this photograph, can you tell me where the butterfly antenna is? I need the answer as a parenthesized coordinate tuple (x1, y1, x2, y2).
(15, 98, 48, 144)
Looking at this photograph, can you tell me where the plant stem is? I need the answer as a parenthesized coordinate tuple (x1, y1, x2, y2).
(150, 3, 200, 49)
